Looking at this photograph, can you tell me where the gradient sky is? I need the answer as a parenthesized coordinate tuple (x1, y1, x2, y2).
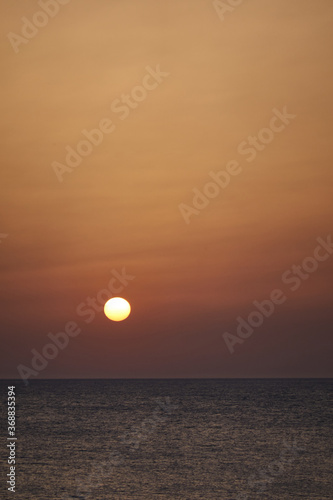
(1, 0, 332, 380)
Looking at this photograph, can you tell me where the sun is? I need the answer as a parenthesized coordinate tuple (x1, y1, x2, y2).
(104, 297, 131, 322)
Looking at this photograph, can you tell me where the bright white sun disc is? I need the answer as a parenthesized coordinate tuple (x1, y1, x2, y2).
(104, 297, 131, 322)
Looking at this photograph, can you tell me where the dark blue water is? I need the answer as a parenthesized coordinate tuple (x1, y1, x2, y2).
(0, 379, 332, 499)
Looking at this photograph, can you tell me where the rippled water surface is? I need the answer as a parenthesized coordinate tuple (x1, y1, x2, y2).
(0, 379, 332, 499)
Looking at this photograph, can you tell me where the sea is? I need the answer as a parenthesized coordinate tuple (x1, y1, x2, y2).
(0, 379, 332, 499)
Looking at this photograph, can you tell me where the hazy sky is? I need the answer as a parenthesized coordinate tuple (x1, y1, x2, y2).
(1, 0, 332, 380)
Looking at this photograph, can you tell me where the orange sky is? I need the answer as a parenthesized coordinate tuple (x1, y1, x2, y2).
(1, 0, 332, 380)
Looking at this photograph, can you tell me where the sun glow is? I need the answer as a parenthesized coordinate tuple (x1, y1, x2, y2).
(104, 297, 131, 322)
